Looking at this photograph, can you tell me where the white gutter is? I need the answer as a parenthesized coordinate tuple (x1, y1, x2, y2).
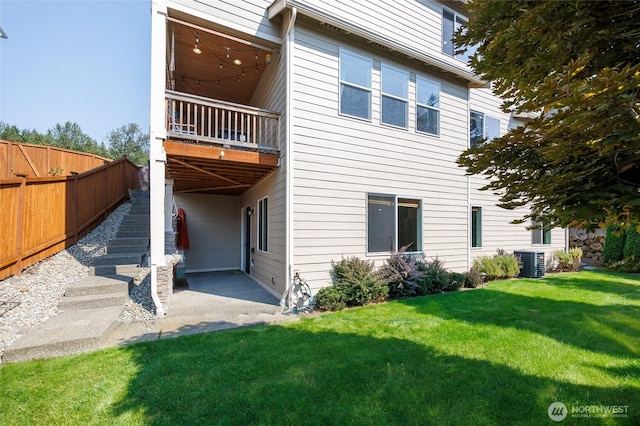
(268, 0, 485, 87)
(284, 7, 297, 300)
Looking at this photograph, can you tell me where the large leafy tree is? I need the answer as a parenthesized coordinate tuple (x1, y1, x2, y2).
(457, 0, 640, 230)
(105, 123, 149, 165)
(47, 122, 108, 156)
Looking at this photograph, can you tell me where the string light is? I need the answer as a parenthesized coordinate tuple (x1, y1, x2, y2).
(193, 32, 201, 54)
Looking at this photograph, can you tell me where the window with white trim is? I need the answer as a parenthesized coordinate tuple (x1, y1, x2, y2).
(470, 111, 500, 148)
(532, 221, 551, 245)
(471, 206, 482, 248)
(416, 77, 440, 136)
(442, 8, 476, 63)
(367, 194, 422, 253)
(258, 197, 268, 252)
(381, 64, 408, 128)
(339, 49, 372, 120)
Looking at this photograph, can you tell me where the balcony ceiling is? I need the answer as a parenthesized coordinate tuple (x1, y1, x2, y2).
(163, 141, 279, 196)
(168, 19, 275, 105)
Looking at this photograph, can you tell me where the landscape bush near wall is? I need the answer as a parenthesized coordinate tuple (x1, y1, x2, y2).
(0, 157, 140, 280)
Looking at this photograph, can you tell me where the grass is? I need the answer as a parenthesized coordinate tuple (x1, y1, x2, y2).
(1, 270, 639, 425)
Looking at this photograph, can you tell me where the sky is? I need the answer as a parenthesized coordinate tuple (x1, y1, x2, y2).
(0, 0, 151, 145)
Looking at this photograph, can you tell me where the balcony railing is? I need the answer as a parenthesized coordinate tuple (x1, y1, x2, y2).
(165, 90, 280, 153)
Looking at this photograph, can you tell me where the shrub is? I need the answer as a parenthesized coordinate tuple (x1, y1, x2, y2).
(416, 257, 450, 294)
(603, 226, 625, 264)
(328, 256, 388, 308)
(464, 267, 484, 288)
(379, 246, 424, 299)
(623, 226, 640, 261)
(315, 286, 346, 311)
(473, 251, 520, 281)
(447, 272, 465, 292)
(554, 248, 582, 272)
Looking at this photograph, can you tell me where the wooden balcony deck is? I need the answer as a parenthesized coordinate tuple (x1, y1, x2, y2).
(163, 91, 281, 196)
(165, 90, 279, 153)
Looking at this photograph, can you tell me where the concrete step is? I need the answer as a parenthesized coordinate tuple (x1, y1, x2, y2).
(118, 223, 149, 230)
(108, 237, 149, 247)
(59, 292, 128, 310)
(116, 230, 150, 238)
(107, 244, 148, 255)
(92, 253, 144, 266)
(64, 275, 131, 297)
(90, 264, 141, 277)
(1, 306, 123, 363)
(122, 213, 149, 223)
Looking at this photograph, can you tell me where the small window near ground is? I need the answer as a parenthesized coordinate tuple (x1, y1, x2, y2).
(367, 194, 422, 253)
(258, 197, 268, 252)
(471, 206, 482, 248)
(532, 221, 551, 245)
(339, 49, 372, 120)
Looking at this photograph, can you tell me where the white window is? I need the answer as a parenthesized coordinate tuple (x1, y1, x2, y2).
(258, 197, 268, 252)
(471, 206, 482, 248)
(367, 194, 422, 253)
(416, 77, 440, 136)
(532, 221, 551, 245)
(470, 111, 500, 147)
(381, 64, 408, 128)
(442, 8, 476, 63)
(339, 49, 372, 120)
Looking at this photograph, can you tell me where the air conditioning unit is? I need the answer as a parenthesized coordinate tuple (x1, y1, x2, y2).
(514, 251, 545, 278)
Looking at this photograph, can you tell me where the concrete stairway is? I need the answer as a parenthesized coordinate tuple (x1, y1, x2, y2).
(2, 193, 150, 364)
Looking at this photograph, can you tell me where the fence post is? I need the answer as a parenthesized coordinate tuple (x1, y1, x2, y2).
(71, 171, 79, 244)
(13, 175, 27, 277)
(46, 145, 51, 175)
(8, 141, 13, 178)
(104, 164, 109, 219)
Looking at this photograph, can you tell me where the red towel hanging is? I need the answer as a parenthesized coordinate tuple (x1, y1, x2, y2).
(177, 208, 190, 250)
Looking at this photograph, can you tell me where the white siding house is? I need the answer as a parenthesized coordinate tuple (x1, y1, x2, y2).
(147, 0, 567, 314)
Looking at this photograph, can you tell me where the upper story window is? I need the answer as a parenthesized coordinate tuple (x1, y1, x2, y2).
(470, 111, 500, 148)
(339, 49, 372, 120)
(442, 8, 475, 63)
(416, 77, 440, 136)
(381, 64, 409, 128)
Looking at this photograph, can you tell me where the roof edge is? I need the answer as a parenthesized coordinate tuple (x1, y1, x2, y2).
(268, 0, 486, 86)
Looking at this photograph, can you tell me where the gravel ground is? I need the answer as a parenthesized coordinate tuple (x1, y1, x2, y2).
(0, 200, 156, 355)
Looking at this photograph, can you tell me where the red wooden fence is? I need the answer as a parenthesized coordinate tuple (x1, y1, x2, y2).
(0, 140, 111, 178)
(0, 157, 140, 280)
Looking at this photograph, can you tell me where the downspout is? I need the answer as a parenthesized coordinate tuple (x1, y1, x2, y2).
(466, 85, 472, 271)
(284, 7, 297, 299)
(149, 0, 167, 317)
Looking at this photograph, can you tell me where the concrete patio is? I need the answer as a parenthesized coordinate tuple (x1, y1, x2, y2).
(101, 270, 307, 348)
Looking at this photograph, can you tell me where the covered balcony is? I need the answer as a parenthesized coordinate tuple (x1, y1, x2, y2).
(163, 13, 281, 195)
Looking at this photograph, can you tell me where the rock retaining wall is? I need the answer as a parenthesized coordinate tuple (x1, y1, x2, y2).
(569, 228, 606, 265)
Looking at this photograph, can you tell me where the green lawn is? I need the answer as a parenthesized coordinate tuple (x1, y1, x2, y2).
(1, 270, 639, 425)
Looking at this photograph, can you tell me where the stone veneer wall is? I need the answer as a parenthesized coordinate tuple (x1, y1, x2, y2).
(156, 223, 179, 314)
(569, 228, 606, 265)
